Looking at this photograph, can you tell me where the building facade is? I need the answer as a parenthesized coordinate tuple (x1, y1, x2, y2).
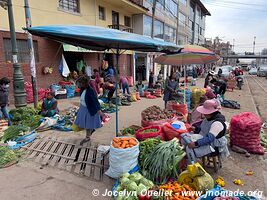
(0, 0, 209, 95)
(132, 0, 210, 80)
(0, 0, 147, 93)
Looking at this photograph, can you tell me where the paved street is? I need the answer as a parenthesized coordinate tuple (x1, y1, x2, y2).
(0, 77, 267, 200)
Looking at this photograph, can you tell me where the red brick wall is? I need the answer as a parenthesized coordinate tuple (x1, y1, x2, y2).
(0, 30, 63, 102)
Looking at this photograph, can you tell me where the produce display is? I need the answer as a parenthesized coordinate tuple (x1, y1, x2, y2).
(112, 137, 138, 149)
(0, 146, 23, 168)
(142, 106, 173, 122)
(159, 181, 198, 200)
(122, 127, 136, 136)
(139, 138, 162, 168)
(113, 172, 154, 200)
(9, 107, 42, 130)
(10, 107, 38, 123)
(142, 138, 186, 184)
(135, 126, 162, 141)
(101, 103, 117, 113)
(2, 125, 30, 143)
(139, 129, 158, 134)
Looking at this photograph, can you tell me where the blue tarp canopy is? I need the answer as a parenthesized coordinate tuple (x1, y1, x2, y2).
(27, 25, 180, 52)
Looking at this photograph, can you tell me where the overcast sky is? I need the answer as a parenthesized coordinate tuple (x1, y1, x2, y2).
(202, 0, 267, 53)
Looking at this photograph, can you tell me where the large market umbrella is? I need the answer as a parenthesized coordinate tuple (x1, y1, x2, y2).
(27, 25, 180, 136)
(154, 45, 220, 103)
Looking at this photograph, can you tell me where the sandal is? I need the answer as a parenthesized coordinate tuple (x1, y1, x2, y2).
(80, 137, 91, 145)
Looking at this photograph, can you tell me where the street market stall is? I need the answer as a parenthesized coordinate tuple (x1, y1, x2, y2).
(27, 25, 180, 136)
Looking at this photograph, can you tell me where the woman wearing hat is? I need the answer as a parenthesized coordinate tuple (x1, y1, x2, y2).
(204, 71, 215, 88)
(181, 99, 229, 163)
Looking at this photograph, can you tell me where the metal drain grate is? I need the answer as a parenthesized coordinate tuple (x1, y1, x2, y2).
(22, 138, 109, 181)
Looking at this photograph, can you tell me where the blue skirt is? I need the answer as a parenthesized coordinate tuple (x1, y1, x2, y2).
(74, 105, 101, 130)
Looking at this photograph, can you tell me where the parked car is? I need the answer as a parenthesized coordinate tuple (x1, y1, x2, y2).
(214, 66, 231, 78)
(257, 65, 267, 77)
(248, 68, 257, 75)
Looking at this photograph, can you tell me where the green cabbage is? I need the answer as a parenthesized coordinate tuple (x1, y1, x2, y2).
(120, 177, 130, 185)
(116, 195, 124, 200)
(136, 183, 148, 195)
(120, 172, 130, 179)
(116, 185, 123, 192)
(140, 178, 154, 188)
(126, 181, 138, 191)
(128, 172, 143, 183)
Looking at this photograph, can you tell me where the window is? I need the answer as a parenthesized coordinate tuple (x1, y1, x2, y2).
(190, 3, 195, 19)
(124, 16, 131, 27)
(144, 15, 152, 36)
(165, 0, 177, 17)
(112, 11, 119, 25)
(154, 20, 164, 39)
(189, 20, 194, 31)
(59, 0, 79, 13)
(3, 39, 39, 63)
(99, 6, 105, 20)
(179, 12, 187, 27)
(164, 25, 176, 43)
(179, 0, 187, 6)
(178, 35, 187, 45)
(156, 0, 164, 10)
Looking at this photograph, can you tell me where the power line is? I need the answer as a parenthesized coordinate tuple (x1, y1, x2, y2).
(204, 2, 267, 12)
(204, 0, 266, 7)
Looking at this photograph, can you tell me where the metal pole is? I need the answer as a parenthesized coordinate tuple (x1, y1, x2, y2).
(7, 0, 26, 107)
(176, 0, 179, 45)
(115, 49, 120, 136)
(253, 36, 256, 54)
(24, 0, 38, 108)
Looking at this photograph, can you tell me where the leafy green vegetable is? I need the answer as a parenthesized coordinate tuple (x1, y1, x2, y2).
(139, 138, 162, 168)
(126, 181, 138, 192)
(0, 146, 23, 168)
(140, 128, 158, 134)
(136, 183, 148, 195)
(142, 138, 186, 184)
(2, 125, 30, 142)
(122, 128, 135, 135)
(120, 177, 130, 185)
(139, 177, 154, 188)
(128, 172, 143, 183)
(9, 107, 42, 130)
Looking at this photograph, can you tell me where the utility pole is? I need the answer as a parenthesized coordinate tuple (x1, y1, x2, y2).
(24, 0, 38, 108)
(1, 0, 26, 107)
(253, 36, 256, 54)
(233, 38, 235, 52)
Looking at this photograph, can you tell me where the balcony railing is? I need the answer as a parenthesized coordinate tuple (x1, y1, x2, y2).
(108, 24, 133, 33)
(128, 0, 143, 7)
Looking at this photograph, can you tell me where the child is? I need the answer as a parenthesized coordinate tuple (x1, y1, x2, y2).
(136, 81, 144, 97)
(119, 76, 130, 95)
(40, 91, 59, 117)
(0, 77, 11, 126)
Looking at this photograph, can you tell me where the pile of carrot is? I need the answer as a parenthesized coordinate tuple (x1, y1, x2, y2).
(160, 181, 198, 200)
(112, 137, 138, 149)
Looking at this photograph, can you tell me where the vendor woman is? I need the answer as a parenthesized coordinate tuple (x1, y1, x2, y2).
(40, 91, 59, 117)
(75, 77, 103, 145)
(181, 99, 229, 163)
(163, 72, 179, 109)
